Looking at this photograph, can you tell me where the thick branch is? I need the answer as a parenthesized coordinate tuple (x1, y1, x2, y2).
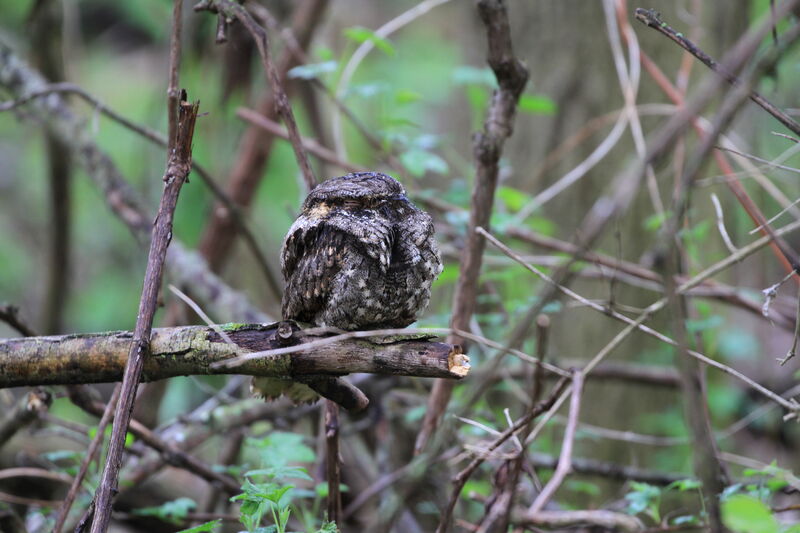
(0, 323, 468, 386)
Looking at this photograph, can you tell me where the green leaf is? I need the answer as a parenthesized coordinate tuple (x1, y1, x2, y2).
(343, 26, 395, 56)
(519, 94, 556, 115)
(497, 186, 531, 212)
(316, 521, 340, 533)
(400, 149, 449, 177)
(133, 497, 196, 525)
(287, 61, 338, 80)
(395, 89, 423, 104)
(722, 494, 780, 533)
(176, 519, 221, 533)
(246, 432, 315, 468)
(666, 479, 702, 492)
(643, 211, 672, 231)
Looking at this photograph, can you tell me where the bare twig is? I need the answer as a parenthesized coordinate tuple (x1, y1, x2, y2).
(417, 0, 529, 455)
(325, 400, 342, 524)
(435, 377, 570, 533)
(236, 107, 366, 174)
(194, 0, 316, 191)
(0, 304, 36, 337)
(635, 6, 800, 136)
(710, 193, 738, 253)
(528, 372, 584, 514)
(54, 386, 120, 533)
(0, 388, 52, 448)
(478, 227, 800, 414)
(88, 80, 200, 532)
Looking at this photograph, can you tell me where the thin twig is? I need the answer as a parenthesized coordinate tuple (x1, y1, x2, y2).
(478, 227, 800, 414)
(635, 6, 800, 136)
(54, 385, 120, 533)
(528, 372, 584, 514)
(710, 193, 738, 253)
(325, 400, 342, 524)
(195, 0, 316, 191)
(417, 0, 529, 455)
(435, 377, 570, 533)
(89, 82, 199, 532)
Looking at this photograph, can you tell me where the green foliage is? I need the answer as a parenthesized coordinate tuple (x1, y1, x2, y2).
(343, 26, 396, 56)
(176, 520, 221, 533)
(288, 61, 338, 80)
(722, 495, 779, 533)
(133, 497, 196, 525)
(518, 93, 557, 115)
(624, 482, 662, 523)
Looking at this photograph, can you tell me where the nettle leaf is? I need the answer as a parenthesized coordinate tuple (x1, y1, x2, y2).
(134, 497, 196, 525)
(287, 61, 338, 80)
(721, 494, 780, 533)
(176, 519, 221, 533)
(317, 520, 340, 533)
(343, 26, 395, 55)
(519, 94, 557, 115)
(246, 431, 315, 468)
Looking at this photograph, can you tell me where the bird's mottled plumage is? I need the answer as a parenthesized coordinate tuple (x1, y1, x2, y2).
(281, 172, 442, 330)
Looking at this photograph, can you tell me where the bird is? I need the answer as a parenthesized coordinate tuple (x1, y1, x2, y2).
(280, 171, 442, 330)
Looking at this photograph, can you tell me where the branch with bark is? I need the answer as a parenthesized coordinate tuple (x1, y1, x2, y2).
(0, 322, 468, 390)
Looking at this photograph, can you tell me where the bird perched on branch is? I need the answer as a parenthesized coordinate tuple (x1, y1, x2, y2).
(253, 172, 442, 404)
(280, 171, 443, 330)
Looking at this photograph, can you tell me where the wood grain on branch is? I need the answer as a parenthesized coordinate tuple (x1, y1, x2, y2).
(0, 323, 468, 386)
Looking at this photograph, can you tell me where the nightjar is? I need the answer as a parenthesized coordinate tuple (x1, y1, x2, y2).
(280, 172, 442, 330)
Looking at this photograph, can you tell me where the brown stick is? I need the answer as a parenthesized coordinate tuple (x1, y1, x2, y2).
(435, 377, 569, 533)
(634, 6, 800, 137)
(325, 400, 342, 524)
(195, 0, 327, 273)
(0, 304, 36, 337)
(195, 0, 315, 190)
(416, 0, 529, 455)
(0, 388, 51, 448)
(0, 324, 467, 387)
(53, 386, 120, 533)
(88, 85, 199, 532)
(236, 107, 366, 174)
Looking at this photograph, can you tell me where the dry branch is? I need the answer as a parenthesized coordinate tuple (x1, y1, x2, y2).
(0, 41, 270, 324)
(0, 323, 468, 386)
(89, 91, 200, 532)
(417, 0, 529, 455)
(0, 388, 51, 448)
(195, 0, 327, 272)
(635, 6, 800, 137)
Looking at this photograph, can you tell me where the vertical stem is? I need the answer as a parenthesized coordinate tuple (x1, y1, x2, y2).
(325, 399, 342, 524)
